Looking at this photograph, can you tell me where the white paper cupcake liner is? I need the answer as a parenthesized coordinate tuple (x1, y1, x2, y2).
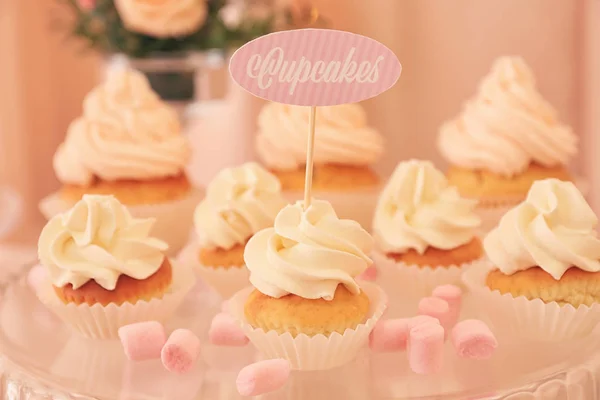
(178, 240, 250, 300)
(35, 261, 195, 340)
(462, 263, 600, 341)
(39, 188, 203, 255)
(283, 184, 382, 231)
(228, 282, 387, 371)
(372, 250, 487, 298)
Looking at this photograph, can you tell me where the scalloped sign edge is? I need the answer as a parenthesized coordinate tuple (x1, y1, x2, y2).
(229, 29, 402, 106)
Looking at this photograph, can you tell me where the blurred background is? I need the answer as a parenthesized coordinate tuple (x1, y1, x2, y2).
(0, 0, 599, 248)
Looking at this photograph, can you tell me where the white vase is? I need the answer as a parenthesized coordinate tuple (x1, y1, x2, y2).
(103, 51, 226, 118)
(186, 75, 265, 187)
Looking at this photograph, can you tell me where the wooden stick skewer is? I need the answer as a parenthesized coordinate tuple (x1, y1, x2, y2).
(303, 106, 317, 210)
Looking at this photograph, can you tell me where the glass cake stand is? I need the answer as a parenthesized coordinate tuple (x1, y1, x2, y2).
(0, 265, 599, 400)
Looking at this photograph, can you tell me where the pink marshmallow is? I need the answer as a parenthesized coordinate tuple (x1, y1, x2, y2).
(418, 297, 453, 330)
(209, 313, 249, 346)
(357, 265, 377, 281)
(27, 265, 48, 291)
(451, 319, 498, 360)
(161, 329, 201, 374)
(432, 284, 462, 324)
(118, 321, 166, 362)
(369, 318, 410, 352)
(408, 322, 444, 374)
(407, 315, 440, 330)
(236, 359, 291, 397)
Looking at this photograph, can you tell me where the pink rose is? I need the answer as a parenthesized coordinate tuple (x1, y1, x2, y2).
(289, 0, 313, 23)
(114, 0, 208, 38)
(77, 0, 96, 11)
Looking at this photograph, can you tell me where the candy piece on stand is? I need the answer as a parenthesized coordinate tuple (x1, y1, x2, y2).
(118, 321, 166, 362)
(369, 318, 409, 352)
(236, 359, 291, 397)
(408, 322, 445, 374)
(357, 264, 378, 281)
(161, 329, 201, 374)
(432, 285, 462, 313)
(209, 313, 249, 347)
(27, 265, 48, 291)
(407, 315, 441, 330)
(451, 319, 498, 360)
(418, 297, 453, 331)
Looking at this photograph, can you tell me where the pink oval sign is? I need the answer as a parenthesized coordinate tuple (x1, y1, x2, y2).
(229, 29, 402, 106)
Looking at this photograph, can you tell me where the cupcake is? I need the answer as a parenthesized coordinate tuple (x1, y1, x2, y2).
(437, 57, 578, 230)
(180, 162, 286, 299)
(40, 68, 201, 253)
(372, 160, 484, 298)
(228, 200, 386, 370)
(463, 179, 600, 340)
(35, 194, 194, 339)
(255, 102, 384, 229)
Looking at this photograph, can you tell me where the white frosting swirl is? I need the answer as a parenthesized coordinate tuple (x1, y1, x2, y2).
(374, 160, 480, 254)
(438, 56, 577, 177)
(115, 0, 208, 38)
(245, 200, 373, 300)
(194, 163, 287, 250)
(38, 195, 168, 290)
(53, 69, 190, 185)
(484, 179, 600, 280)
(256, 103, 384, 171)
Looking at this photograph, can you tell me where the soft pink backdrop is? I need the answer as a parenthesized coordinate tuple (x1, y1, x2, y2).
(1, 0, 599, 244)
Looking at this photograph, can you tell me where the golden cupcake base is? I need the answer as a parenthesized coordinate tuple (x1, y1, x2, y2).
(53, 258, 173, 306)
(486, 267, 600, 308)
(59, 173, 191, 206)
(386, 237, 483, 267)
(244, 285, 370, 337)
(271, 164, 380, 192)
(446, 163, 571, 199)
(198, 242, 246, 268)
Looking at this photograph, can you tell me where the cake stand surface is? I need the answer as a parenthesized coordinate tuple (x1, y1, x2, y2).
(0, 265, 599, 400)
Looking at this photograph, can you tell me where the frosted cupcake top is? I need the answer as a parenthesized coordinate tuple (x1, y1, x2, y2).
(245, 200, 373, 300)
(38, 195, 168, 290)
(194, 163, 287, 250)
(256, 103, 384, 171)
(437, 56, 577, 177)
(374, 160, 480, 254)
(484, 179, 600, 280)
(53, 69, 190, 185)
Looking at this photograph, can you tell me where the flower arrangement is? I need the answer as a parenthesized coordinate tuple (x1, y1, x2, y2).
(61, 0, 287, 58)
(59, 0, 324, 102)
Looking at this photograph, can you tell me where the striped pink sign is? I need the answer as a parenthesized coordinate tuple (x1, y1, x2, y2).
(229, 29, 402, 106)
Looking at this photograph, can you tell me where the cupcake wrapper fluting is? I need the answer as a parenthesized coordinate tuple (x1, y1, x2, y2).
(36, 261, 195, 340)
(462, 262, 600, 341)
(372, 251, 487, 298)
(178, 240, 250, 300)
(228, 282, 387, 371)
